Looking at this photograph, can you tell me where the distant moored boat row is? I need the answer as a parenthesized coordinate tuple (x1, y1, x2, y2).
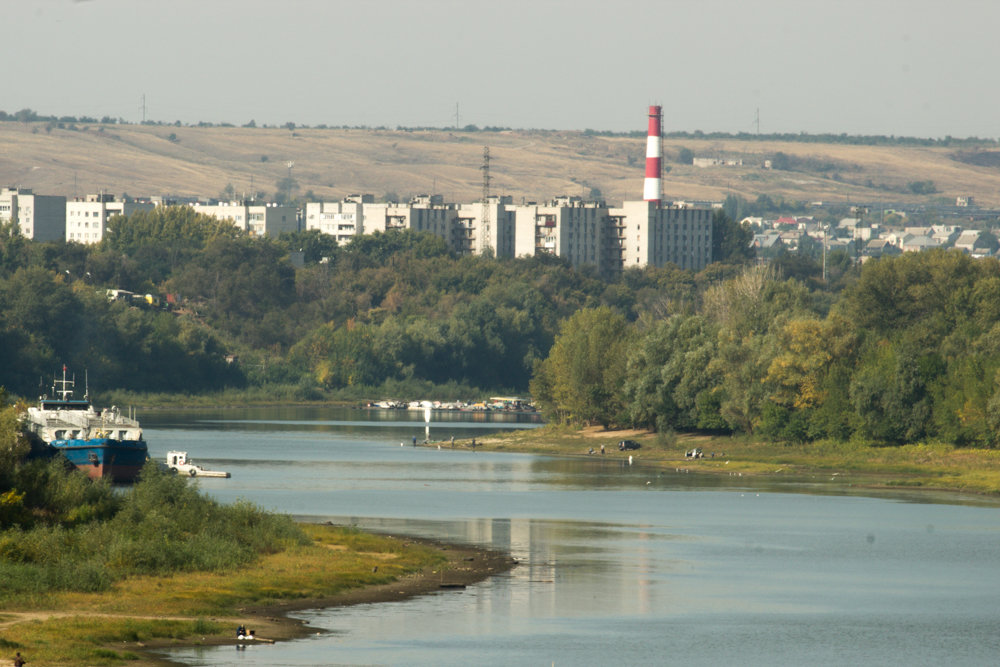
(365, 397, 535, 412)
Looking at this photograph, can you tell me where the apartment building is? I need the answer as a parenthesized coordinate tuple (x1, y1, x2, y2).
(509, 197, 713, 273)
(305, 193, 712, 274)
(304, 194, 372, 244)
(66, 194, 154, 244)
(0, 187, 66, 241)
(609, 201, 713, 272)
(456, 196, 515, 257)
(510, 196, 609, 271)
(306, 194, 514, 254)
(191, 201, 298, 237)
(367, 194, 465, 242)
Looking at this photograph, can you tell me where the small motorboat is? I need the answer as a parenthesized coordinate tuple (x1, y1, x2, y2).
(165, 450, 231, 478)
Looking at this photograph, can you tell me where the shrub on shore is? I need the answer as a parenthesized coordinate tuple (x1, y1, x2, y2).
(0, 458, 307, 604)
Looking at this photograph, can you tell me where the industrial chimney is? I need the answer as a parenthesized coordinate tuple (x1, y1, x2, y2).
(643, 105, 662, 205)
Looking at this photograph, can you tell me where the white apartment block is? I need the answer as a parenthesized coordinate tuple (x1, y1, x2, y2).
(367, 195, 464, 242)
(191, 201, 298, 237)
(305, 194, 372, 244)
(510, 196, 608, 271)
(609, 201, 713, 271)
(511, 198, 712, 273)
(0, 187, 66, 241)
(305, 193, 712, 274)
(306, 194, 515, 254)
(456, 196, 515, 257)
(66, 194, 154, 244)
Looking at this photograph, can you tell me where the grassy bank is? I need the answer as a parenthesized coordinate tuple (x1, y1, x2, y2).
(0, 455, 513, 666)
(0, 524, 511, 666)
(474, 425, 1000, 497)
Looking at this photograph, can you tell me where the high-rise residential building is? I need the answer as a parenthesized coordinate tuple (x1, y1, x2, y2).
(456, 196, 515, 257)
(66, 194, 154, 244)
(304, 192, 712, 274)
(509, 196, 609, 271)
(0, 187, 66, 241)
(191, 201, 298, 237)
(609, 201, 713, 272)
(304, 194, 373, 244)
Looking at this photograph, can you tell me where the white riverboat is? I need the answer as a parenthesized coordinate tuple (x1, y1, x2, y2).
(22, 366, 148, 482)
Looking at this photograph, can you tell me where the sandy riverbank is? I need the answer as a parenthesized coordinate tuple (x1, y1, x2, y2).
(140, 535, 514, 666)
(463, 424, 1000, 498)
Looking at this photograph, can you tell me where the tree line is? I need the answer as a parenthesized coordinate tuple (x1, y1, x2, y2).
(532, 249, 1000, 448)
(4, 108, 995, 145)
(6, 205, 1000, 447)
(0, 208, 749, 400)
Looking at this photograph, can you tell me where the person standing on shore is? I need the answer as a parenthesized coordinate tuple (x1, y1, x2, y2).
(13, 652, 26, 667)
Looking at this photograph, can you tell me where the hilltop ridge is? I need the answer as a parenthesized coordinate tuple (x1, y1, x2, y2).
(3, 121, 1000, 208)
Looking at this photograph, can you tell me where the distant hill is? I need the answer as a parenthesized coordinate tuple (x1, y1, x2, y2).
(3, 121, 1000, 208)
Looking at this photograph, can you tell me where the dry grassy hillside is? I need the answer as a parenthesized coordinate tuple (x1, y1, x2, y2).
(3, 121, 1000, 208)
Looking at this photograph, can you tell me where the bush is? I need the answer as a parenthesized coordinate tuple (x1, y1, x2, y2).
(0, 459, 307, 602)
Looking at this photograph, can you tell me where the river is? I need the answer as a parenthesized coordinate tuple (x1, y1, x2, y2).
(141, 406, 1000, 666)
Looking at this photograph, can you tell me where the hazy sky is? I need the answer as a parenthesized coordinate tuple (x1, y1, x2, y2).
(7, 0, 999, 138)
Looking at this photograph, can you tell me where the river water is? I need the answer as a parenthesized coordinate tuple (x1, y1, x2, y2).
(142, 407, 1000, 667)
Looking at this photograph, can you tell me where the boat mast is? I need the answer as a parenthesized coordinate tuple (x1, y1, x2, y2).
(54, 364, 75, 401)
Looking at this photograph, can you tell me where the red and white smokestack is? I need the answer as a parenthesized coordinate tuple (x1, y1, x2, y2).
(643, 105, 662, 204)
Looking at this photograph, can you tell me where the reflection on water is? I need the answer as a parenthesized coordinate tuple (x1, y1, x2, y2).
(152, 408, 1000, 666)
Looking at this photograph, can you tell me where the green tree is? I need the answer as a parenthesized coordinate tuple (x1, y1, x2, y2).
(838, 250, 988, 342)
(0, 393, 30, 475)
(722, 194, 748, 223)
(770, 248, 821, 283)
(623, 314, 719, 431)
(932, 348, 1000, 447)
(166, 235, 296, 347)
(908, 180, 937, 194)
(13, 108, 38, 123)
(301, 321, 386, 388)
(766, 315, 856, 412)
(279, 229, 340, 265)
(703, 268, 818, 433)
(531, 307, 632, 427)
(0, 219, 30, 278)
(771, 152, 792, 170)
(710, 210, 755, 264)
(0, 267, 83, 388)
(343, 230, 450, 267)
(850, 342, 933, 444)
(101, 206, 239, 285)
(274, 177, 299, 205)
